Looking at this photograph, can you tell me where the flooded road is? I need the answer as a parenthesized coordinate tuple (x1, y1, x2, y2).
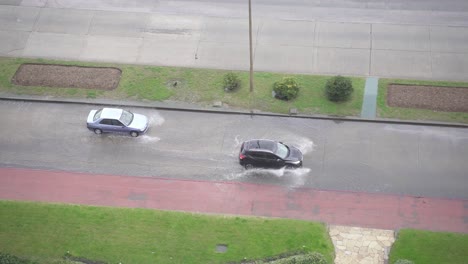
(0, 100, 467, 199)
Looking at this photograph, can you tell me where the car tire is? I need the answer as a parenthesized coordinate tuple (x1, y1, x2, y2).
(94, 128, 102, 135)
(130, 131, 139, 137)
(244, 164, 253, 170)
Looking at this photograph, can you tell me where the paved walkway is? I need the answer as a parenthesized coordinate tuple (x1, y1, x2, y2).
(330, 226, 395, 264)
(361, 77, 379, 119)
(1, 167, 466, 234)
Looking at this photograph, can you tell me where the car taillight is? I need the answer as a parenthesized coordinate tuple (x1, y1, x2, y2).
(239, 153, 246, 159)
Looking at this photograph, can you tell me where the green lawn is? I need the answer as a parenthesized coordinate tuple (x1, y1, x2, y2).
(377, 78, 468, 124)
(0, 57, 364, 116)
(389, 229, 468, 264)
(0, 200, 334, 264)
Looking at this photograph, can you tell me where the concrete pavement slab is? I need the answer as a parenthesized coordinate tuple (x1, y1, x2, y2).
(89, 10, 149, 38)
(0, 5, 39, 31)
(23, 32, 85, 59)
(0, 30, 29, 56)
(0, 0, 21, 5)
(45, 0, 158, 13)
(19, 0, 46, 7)
(371, 50, 432, 78)
(138, 33, 199, 67)
(432, 52, 468, 81)
(145, 14, 203, 35)
(195, 42, 249, 70)
(254, 44, 314, 73)
(257, 19, 315, 46)
(201, 17, 256, 44)
(316, 21, 371, 49)
(314, 47, 370, 75)
(430, 25, 468, 53)
(372, 24, 430, 51)
(81, 35, 142, 63)
(34, 7, 93, 35)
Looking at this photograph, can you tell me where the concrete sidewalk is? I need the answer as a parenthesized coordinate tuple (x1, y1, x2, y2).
(1, 3, 468, 81)
(1, 167, 466, 234)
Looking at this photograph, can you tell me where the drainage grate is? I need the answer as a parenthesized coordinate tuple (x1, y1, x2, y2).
(216, 244, 228, 253)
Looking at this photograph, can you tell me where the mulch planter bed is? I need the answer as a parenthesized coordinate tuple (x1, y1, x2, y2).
(387, 84, 468, 113)
(12, 63, 121, 90)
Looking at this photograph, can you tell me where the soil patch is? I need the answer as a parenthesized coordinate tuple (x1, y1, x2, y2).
(12, 63, 121, 90)
(387, 84, 468, 113)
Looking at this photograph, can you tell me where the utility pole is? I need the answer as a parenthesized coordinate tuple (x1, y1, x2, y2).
(248, 0, 253, 93)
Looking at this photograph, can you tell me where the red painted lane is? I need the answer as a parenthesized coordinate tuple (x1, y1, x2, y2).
(0, 167, 466, 233)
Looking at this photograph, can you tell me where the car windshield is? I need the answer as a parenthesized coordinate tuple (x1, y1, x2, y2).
(275, 142, 289, 159)
(119, 110, 134, 126)
(93, 109, 102, 122)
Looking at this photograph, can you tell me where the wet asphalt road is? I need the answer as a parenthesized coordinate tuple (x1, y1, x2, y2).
(0, 100, 467, 199)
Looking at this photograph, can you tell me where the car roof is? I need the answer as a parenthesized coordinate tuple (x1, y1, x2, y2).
(244, 139, 277, 152)
(100, 108, 123, 120)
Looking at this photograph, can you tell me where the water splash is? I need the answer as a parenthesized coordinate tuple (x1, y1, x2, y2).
(287, 137, 315, 155)
(139, 135, 161, 143)
(149, 113, 165, 126)
(224, 167, 311, 188)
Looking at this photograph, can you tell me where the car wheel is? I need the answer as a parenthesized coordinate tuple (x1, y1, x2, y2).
(244, 164, 253, 170)
(94, 128, 102, 135)
(130, 131, 139, 137)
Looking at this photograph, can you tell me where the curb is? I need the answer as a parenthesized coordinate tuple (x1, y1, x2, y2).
(2, 96, 468, 129)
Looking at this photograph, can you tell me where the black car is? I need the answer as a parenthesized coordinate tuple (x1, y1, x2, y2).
(239, 139, 303, 169)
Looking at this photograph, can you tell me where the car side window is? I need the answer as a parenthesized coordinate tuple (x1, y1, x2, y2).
(264, 153, 278, 161)
(111, 120, 124, 126)
(250, 153, 263, 159)
(100, 119, 112, 125)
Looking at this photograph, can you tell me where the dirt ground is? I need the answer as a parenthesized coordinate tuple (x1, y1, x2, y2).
(11, 64, 468, 113)
(12, 64, 121, 90)
(387, 84, 468, 113)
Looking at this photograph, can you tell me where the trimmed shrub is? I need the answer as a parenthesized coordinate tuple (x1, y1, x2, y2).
(325, 75, 353, 102)
(0, 252, 37, 264)
(269, 252, 328, 264)
(223, 72, 241, 91)
(273, 77, 300, 101)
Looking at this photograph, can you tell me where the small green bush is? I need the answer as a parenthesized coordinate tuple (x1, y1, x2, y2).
(223, 72, 241, 91)
(269, 252, 328, 264)
(0, 252, 37, 264)
(273, 77, 300, 101)
(325, 75, 353, 102)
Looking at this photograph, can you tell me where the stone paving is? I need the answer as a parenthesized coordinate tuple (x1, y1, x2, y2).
(329, 225, 395, 264)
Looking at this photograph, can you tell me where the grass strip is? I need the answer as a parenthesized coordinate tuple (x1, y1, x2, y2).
(0, 200, 334, 264)
(389, 229, 468, 264)
(0, 57, 364, 116)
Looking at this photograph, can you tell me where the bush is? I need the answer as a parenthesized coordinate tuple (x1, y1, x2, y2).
(223, 72, 241, 91)
(269, 252, 328, 264)
(273, 77, 300, 101)
(0, 252, 37, 264)
(325, 75, 353, 102)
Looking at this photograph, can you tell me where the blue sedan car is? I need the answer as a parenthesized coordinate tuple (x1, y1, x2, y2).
(87, 108, 149, 137)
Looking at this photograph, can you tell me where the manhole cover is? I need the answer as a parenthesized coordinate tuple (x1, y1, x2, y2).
(216, 244, 228, 253)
